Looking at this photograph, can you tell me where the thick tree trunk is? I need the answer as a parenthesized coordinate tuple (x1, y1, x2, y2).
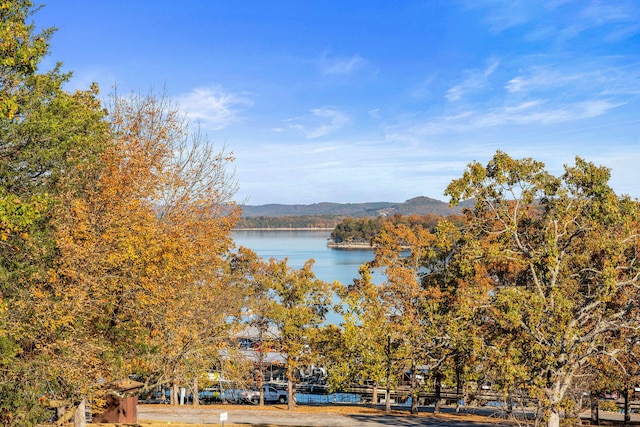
(171, 382, 179, 406)
(624, 388, 630, 425)
(590, 393, 599, 425)
(385, 386, 391, 413)
(73, 399, 86, 427)
(287, 377, 296, 410)
(372, 383, 378, 406)
(434, 373, 442, 414)
(220, 380, 227, 404)
(545, 369, 574, 427)
(410, 365, 419, 414)
(257, 368, 265, 406)
(548, 410, 561, 427)
(192, 376, 199, 406)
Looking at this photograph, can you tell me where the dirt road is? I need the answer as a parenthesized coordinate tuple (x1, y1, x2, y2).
(138, 404, 507, 426)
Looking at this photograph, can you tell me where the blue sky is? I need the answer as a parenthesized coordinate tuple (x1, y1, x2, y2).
(37, 0, 639, 205)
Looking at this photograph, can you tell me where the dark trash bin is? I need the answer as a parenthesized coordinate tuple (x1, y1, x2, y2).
(92, 379, 143, 424)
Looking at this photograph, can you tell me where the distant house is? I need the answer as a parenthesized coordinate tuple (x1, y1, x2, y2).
(223, 325, 287, 382)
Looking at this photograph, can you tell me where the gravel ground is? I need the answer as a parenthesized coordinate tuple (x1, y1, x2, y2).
(137, 404, 511, 426)
(136, 404, 640, 426)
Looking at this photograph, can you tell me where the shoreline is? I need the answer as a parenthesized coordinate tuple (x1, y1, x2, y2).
(234, 228, 334, 231)
(326, 242, 374, 250)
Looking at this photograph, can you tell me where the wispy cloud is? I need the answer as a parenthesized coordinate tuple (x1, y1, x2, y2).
(445, 61, 499, 102)
(319, 52, 367, 75)
(409, 73, 438, 98)
(555, 1, 640, 43)
(467, 0, 640, 43)
(476, 99, 622, 126)
(368, 108, 382, 120)
(505, 67, 583, 93)
(460, 0, 537, 33)
(286, 107, 350, 138)
(387, 99, 623, 140)
(505, 62, 640, 97)
(179, 86, 253, 130)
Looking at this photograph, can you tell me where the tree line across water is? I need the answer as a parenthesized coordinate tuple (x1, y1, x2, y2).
(2, 3, 640, 427)
(236, 215, 344, 229)
(328, 213, 462, 245)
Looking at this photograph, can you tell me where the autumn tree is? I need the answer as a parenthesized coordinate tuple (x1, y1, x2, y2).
(229, 247, 282, 406)
(229, 248, 333, 409)
(269, 259, 333, 410)
(420, 220, 485, 412)
(583, 327, 640, 424)
(364, 218, 483, 414)
(332, 265, 393, 408)
(0, 2, 242, 424)
(49, 91, 241, 413)
(369, 222, 438, 414)
(445, 151, 640, 427)
(0, 1, 109, 425)
(3, 84, 240, 424)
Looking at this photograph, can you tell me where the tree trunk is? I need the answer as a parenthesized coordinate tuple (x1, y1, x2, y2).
(258, 368, 265, 406)
(385, 386, 391, 413)
(372, 383, 378, 406)
(624, 387, 630, 425)
(548, 409, 561, 427)
(410, 364, 419, 414)
(434, 373, 442, 414)
(220, 380, 227, 404)
(411, 393, 419, 413)
(192, 376, 199, 406)
(73, 399, 86, 427)
(590, 393, 599, 425)
(171, 382, 179, 406)
(385, 334, 392, 413)
(287, 377, 295, 410)
(455, 361, 462, 413)
(257, 322, 266, 406)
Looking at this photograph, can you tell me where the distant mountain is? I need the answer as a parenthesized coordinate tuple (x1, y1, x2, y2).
(240, 196, 473, 218)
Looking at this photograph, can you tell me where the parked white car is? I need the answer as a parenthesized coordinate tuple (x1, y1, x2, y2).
(237, 386, 288, 404)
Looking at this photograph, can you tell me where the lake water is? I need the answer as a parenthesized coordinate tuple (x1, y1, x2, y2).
(233, 230, 376, 286)
(233, 230, 377, 324)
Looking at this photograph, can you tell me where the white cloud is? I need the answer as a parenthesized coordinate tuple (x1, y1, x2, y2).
(409, 73, 438, 98)
(368, 108, 382, 120)
(178, 86, 253, 130)
(505, 68, 582, 93)
(467, 0, 640, 43)
(461, 0, 536, 33)
(388, 99, 623, 139)
(286, 107, 351, 138)
(319, 52, 366, 75)
(553, 2, 640, 43)
(580, 1, 636, 25)
(445, 61, 500, 102)
(477, 100, 623, 126)
(505, 63, 640, 97)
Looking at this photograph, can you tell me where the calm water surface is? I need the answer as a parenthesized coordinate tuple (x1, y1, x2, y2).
(233, 230, 377, 324)
(233, 230, 375, 287)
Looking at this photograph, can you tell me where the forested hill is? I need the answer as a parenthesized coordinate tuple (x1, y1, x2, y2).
(241, 196, 469, 217)
(236, 196, 473, 229)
